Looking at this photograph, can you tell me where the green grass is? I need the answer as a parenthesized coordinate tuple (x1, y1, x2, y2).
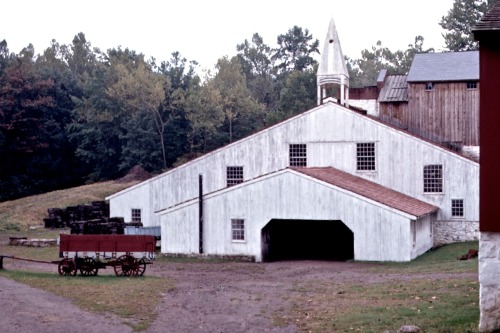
(0, 270, 173, 331)
(274, 242, 479, 333)
(373, 241, 479, 274)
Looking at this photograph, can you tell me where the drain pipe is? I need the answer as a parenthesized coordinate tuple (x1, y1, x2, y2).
(199, 174, 203, 254)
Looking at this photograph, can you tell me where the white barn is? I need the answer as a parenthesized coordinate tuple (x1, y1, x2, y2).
(106, 18, 479, 262)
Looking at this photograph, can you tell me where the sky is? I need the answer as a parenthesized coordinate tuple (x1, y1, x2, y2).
(1, 0, 455, 71)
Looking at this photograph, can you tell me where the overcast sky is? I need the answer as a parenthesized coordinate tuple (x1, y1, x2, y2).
(2, 0, 454, 70)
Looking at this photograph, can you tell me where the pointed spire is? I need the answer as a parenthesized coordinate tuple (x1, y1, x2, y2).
(317, 17, 350, 106)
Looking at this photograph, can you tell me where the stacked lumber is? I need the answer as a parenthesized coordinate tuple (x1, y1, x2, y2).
(43, 201, 142, 234)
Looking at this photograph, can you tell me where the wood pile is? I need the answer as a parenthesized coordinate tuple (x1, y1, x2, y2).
(43, 201, 142, 234)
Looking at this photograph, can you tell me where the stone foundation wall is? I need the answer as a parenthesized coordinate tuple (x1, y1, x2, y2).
(479, 232, 500, 331)
(433, 220, 479, 246)
(163, 253, 255, 262)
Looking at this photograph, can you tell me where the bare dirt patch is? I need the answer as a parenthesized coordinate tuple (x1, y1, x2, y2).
(0, 252, 478, 333)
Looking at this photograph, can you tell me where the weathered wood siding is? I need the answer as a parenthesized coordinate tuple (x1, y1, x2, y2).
(161, 170, 434, 262)
(407, 82, 479, 146)
(379, 102, 408, 129)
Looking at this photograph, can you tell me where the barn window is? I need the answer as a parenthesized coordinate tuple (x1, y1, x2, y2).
(425, 82, 434, 91)
(356, 142, 376, 171)
(231, 219, 245, 241)
(452, 199, 464, 217)
(289, 144, 307, 167)
(423, 164, 443, 193)
(131, 209, 142, 222)
(227, 166, 243, 187)
(466, 81, 477, 90)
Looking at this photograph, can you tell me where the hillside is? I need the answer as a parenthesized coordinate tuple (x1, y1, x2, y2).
(0, 181, 139, 232)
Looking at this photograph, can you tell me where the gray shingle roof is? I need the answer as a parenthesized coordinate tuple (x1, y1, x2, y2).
(378, 75, 408, 102)
(407, 51, 479, 82)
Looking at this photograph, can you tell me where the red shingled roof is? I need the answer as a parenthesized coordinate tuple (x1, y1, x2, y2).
(291, 167, 438, 218)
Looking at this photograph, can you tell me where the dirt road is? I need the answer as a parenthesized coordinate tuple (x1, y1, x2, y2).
(0, 256, 477, 333)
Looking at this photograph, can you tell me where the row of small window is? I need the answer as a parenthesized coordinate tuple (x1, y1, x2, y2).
(290, 143, 376, 171)
(226, 143, 375, 187)
(425, 81, 477, 91)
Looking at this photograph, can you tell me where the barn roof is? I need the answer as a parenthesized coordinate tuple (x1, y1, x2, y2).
(292, 167, 438, 218)
(378, 75, 408, 102)
(158, 166, 439, 219)
(473, 1, 500, 31)
(407, 51, 479, 82)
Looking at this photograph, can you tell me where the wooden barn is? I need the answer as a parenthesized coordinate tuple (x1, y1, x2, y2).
(107, 18, 479, 262)
(378, 72, 408, 129)
(374, 51, 480, 153)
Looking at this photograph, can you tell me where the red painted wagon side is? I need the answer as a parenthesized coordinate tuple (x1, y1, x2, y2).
(58, 234, 156, 277)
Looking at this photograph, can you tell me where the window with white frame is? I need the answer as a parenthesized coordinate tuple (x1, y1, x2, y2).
(289, 144, 307, 167)
(226, 166, 243, 187)
(231, 219, 245, 241)
(423, 164, 443, 193)
(356, 142, 376, 171)
(425, 82, 435, 91)
(131, 208, 142, 222)
(466, 81, 477, 90)
(451, 199, 464, 217)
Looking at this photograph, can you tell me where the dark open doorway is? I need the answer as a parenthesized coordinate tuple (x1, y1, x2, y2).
(261, 219, 354, 262)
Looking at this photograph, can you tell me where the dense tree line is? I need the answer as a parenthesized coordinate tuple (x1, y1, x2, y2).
(0, 0, 492, 201)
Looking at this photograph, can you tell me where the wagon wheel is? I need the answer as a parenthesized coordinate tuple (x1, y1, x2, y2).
(79, 257, 98, 276)
(136, 258, 147, 276)
(58, 258, 77, 276)
(114, 255, 137, 277)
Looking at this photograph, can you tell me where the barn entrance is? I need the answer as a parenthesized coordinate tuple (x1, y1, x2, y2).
(261, 219, 354, 262)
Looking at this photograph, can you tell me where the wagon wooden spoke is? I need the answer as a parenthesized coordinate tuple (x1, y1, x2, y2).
(114, 255, 136, 276)
(79, 257, 98, 276)
(136, 258, 147, 276)
(58, 258, 77, 276)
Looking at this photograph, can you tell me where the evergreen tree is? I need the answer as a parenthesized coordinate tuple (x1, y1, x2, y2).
(439, 0, 495, 51)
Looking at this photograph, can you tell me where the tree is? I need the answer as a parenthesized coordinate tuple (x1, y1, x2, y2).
(0, 39, 11, 76)
(211, 57, 265, 144)
(237, 33, 279, 111)
(272, 26, 320, 74)
(267, 69, 316, 124)
(67, 48, 124, 182)
(107, 60, 168, 169)
(0, 51, 61, 200)
(347, 37, 433, 88)
(158, 52, 200, 166)
(185, 71, 225, 153)
(439, 0, 496, 51)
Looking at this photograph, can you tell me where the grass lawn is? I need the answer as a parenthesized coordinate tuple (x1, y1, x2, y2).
(274, 242, 479, 333)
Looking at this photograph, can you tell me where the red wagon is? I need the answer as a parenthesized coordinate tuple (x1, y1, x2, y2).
(58, 234, 156, 277)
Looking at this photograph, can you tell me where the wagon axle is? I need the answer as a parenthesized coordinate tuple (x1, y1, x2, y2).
(57, 255, 149, 277)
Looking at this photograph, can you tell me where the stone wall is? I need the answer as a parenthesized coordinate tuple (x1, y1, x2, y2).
(433, 220, 479, 246)
(479, 232, 500, 331)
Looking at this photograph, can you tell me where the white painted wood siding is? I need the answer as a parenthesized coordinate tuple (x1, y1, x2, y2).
(108, 100, 478, 229)
(161, 170, 433, 262)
